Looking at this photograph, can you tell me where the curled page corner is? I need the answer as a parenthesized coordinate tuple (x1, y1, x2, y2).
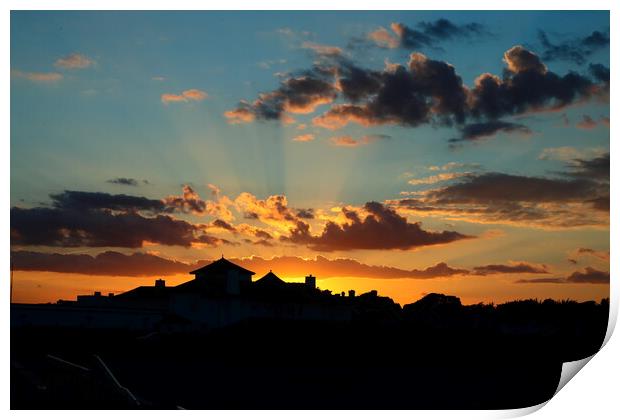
(552, 297, 619, 396)
(554, 355, 595, 396)
(495, 354, 597, 419)
(493, 401, 548, 419)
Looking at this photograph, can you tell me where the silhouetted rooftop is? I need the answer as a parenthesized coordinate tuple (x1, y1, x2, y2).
(189, 257, 256, 276)
(255, 271, 286, 287)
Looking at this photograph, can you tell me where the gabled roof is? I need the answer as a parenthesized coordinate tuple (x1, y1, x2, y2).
(189, 257, 256, 275)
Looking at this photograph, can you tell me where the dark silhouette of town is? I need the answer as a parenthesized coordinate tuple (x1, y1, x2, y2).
(11, 257, 609, 409)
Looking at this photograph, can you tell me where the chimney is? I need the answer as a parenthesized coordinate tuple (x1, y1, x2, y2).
(305, 274, 316, 289)
(108, 293, 115, 297)
(155, 279, 166, 288)
(94, 291, 101, 297)
(348, 290, 356, 298)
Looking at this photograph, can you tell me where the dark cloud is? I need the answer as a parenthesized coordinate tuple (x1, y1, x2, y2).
(11, 206, 203, 248)
(11, 250, 193, 276)
(337, 62, 383, 102)
(393, 155, 609, 228)
(472, 262, 549, 276)
(430, 173, 601, 204)
(515, 277, 566, 284)
(388, 22, 435, 49)
(538, 30, 609, 65)
(225, 66, 338, 123)
(589, 63, 610, 83)
(211, 219, 237, 232)
(50, 190, 166, 213)
(368, 19, 489, 50)
(239, 255, 469, 279)
(194, 234, 236, 246)
(450, 121, 532, 143)
(243, 211, 259, 220)
(418, 19, 488, 41)
(567, 267, 609, 284)
(11, 189, 228, 248)
(517, 267, 609, 284)
(469, 46, 596, 121)
(11, 251, 470, 280)
(314, 53, 468, 129)
(503, 45, 548, 74)
(587, 196, 610, 212)
(295, 208, 315, 219)
(565, 153, 609, 181)
(576, 248, 610, 261)
(229, 46, 606, 138)
(163, 185, 207, 214)
(106, 177, 141, 187)
(284, 201, 471, 251)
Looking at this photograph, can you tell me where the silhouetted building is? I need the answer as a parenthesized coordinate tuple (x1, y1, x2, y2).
(11, 257, 359, 330)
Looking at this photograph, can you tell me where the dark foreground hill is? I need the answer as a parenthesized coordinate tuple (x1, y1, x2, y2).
(11, 294, 609, 409)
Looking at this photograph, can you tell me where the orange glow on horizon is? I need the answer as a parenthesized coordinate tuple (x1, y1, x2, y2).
(11, 270, 609, 307)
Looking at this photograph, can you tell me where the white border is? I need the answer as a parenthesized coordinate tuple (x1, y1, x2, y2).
(4, 1, 617, 418)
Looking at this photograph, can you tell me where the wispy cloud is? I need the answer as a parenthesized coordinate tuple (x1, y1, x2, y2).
(407, 172, 471, 185)
(538, 146, 607, 162)
(576, 114, 609, 130)
(329, 134, 390, 148)
(301, 41, 343, 57)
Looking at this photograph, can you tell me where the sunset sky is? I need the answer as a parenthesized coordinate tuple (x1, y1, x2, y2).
(10, 11, 609, 305)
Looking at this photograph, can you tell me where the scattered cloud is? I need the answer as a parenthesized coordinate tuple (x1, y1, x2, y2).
(517, 267, 609, 284)
(11, 205, 209, 248)
(54, 53, 95, 69)
(407, 172, 471, 185)
(293, 133, 315, 142)
(225, 67, 338, 123)
(393, 155, 609, 229)
(538, 30, 609, 65)
(10, 188, 240, 248)
(12, 69, 63, 82)
(161, 89, 208, 104)
(284, 201, 472, 251)
(570, 247, 610, 262)
(295, 208, 315, 219)
(428, 162, 481, 172)
(472, 262, 549, 276)
(589, 63, 610, 83)
(301, 41, 343, 57)
(368, 19, 489, 50)
(106, 177, 142, 187)
(163, 185, 207, 215)
(449, 121, 532, 143)
(228, 45, 606, 140)
(234, 192, 307, 232)
(576, 114, 609, 130)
